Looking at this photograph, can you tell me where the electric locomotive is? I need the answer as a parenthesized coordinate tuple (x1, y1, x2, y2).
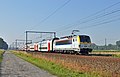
(53, 35, 92, 54)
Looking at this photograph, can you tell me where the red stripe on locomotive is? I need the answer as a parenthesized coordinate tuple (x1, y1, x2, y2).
(48, 42, 50, 51)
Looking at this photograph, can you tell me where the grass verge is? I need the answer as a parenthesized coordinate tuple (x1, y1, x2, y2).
(0, 50, 5, 62)
(113, 54, 120, 58)
(11, 51, 100, 77)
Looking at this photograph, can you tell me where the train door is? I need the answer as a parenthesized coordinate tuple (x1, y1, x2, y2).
(39, 43, 41, 51)
(34, 44, 38, 51)
(72, 37, 78, 49)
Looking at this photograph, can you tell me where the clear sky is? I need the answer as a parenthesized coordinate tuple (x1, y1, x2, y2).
(0, 0, 120, 45)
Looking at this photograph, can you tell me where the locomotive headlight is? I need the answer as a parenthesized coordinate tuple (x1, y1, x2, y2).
(84, 45, 87, 47)
(80, 44, 84, 47)
(81, 44, 88, 48)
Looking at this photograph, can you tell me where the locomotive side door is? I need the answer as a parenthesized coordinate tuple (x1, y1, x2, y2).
(72, 36, 78, 49)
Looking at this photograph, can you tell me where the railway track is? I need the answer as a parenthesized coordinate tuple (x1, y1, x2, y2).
(27, 50, 120, 57)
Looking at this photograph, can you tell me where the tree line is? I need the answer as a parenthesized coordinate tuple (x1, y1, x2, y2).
(91, 40, 120, 50)
(0, 38, 8, 50)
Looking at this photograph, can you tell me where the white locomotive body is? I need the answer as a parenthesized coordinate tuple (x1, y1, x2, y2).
(53, 35, 92, 54)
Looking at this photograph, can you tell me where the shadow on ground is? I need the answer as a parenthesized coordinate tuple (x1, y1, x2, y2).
(88, 54, 113, 57)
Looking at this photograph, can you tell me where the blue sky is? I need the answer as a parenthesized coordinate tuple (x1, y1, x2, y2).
(0, 0, 120, 45)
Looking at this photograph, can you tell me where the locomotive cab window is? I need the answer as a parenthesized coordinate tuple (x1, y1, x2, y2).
(80, 36, 91, 43)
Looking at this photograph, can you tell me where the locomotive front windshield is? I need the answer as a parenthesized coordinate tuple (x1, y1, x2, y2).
(80, 36, 91, 43)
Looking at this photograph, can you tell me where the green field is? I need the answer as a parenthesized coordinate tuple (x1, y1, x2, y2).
(93, 50, 120, 52)
(12, 51, 100, 77)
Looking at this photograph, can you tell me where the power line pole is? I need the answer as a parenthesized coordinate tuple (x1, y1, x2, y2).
(15, 39, 17, 50)
(26, 31, 28, 52)
(105, 38, 107, 50)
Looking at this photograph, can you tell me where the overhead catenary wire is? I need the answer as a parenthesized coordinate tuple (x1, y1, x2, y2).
(59, 13, 120, 35)
(20, 1, 120, 36)
(30, 33, 53, 42)
(12, 0, 71, 44)
(27, 0, 71, 42)
(73, 9, 120, 29)
(56, 8, 120, 34)
(13, 1, 120, 44)
(53, 1, 120, 31)
(55, 1, 120, 34)
(29, 0, 71, 30)
(80, 17, 120, 30)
